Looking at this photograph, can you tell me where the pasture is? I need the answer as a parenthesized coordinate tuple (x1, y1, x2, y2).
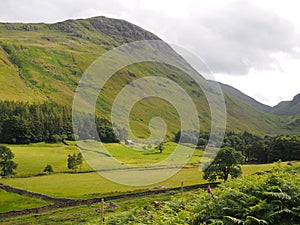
(0, 189, 50, 213)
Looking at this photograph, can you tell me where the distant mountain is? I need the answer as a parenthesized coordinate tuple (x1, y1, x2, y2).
(212, 81, 273, 113)
(214, 81, 300, 116)
(272, 94, 300, 116)
(0, 16, 299, 136)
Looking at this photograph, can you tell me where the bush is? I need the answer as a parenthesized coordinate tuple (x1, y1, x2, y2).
(43, 164, 54, 173)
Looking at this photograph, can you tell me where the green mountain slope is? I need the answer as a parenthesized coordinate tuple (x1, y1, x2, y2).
(0, 16, 298, 137)
(215, 81, 273, 113)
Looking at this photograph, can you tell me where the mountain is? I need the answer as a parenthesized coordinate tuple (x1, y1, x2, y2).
(0, 16, 299, 137)
(215, 81, 300, 116)
(272, 94, 300, 116)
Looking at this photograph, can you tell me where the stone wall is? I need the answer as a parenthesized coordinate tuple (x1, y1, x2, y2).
(0, 182, 219, 218)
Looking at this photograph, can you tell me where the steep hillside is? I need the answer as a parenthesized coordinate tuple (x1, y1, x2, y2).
(0, 16, 299, 137)
(215, 81, 273, 113)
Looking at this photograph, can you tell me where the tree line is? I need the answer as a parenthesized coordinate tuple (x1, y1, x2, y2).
(0, 101, 119, 144)
(175, 130, 300, 163)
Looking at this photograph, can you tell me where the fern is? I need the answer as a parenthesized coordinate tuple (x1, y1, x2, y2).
(262, 191, 292, 201)
(223, 216, 244, 225)
(209, 219, 225, 225)
(244, 216, 268, 225)
(267, 208, 300, 224)
(248, 200, 267, 214)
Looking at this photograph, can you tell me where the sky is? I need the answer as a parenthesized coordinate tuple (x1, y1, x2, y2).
(0, 0, 299, 106)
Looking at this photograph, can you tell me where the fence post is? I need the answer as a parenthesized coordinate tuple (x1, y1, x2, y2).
(181, 181, 184, 196)
(100, 198, 104, 224)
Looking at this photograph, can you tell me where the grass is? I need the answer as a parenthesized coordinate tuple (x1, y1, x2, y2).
(241, 162, 284, 176)
(80, 141, 205, 166)
(1, 168, 205, 199)
(8, 142, 205, 177)
(0, 191, 183, 224)
(0, 189, 50, 213)
(8, 143, 92, 177)
(1, 142, 204, 198)
(1, 163, 275, 199)
(2, 142, 278, 198)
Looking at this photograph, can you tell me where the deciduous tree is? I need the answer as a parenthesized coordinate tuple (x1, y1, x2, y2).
(0, 146, 17, 176)
(203, 147, 243, 181)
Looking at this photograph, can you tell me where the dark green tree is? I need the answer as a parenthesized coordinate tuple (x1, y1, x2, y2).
(268, 135, 300, 162)
(0, 146, 17, 176)
(203, 147, 243, 181)
(76, 153, 83, 171)
(67, 154, 76, 172)
(156, 142, 164, 153)
(244, 141, 268, 163)
(67, 153, 83, 172)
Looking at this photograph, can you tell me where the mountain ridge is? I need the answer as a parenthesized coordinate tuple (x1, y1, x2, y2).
(272, 93, 300, 116)
(215, 80, 300, 116)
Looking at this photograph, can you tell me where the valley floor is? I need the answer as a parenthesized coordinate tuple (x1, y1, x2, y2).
(0, 142, 287, 224)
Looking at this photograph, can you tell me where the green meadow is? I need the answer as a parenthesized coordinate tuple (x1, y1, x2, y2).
(0, 142, 278, 199)
(8, 142, 205, 177)
(0, 189, 50, 213)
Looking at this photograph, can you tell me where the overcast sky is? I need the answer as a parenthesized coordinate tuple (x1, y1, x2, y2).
(1, 0, 299, 106)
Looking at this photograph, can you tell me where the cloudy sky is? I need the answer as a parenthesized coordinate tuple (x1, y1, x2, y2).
(1, 0, 299, 106)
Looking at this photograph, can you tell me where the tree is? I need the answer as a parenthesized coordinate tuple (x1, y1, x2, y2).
(43, 164, 54, 173)
(67, 153, 83, 172)
(268, 135, 300, 162)
(0, 146, 17, 176)
(244, 141, 268, 163)
(68, 154, 76, 171)
(156, 142, 164, 153)
(76, 153, 83, 171)
(203, 147, 243, 181)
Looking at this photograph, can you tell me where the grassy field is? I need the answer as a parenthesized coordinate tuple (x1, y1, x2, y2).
(8, 143, 92, 177)
(1, 167, 205, 198)
(241, 163, 280, 175)
(1, 163, 277, 199)
(2, 142, 278, 198)
(8, 142, 205, 177)
(0, 189, 50, 213)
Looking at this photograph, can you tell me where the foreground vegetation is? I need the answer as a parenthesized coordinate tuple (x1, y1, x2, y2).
(1, 162, 298, 224)
(106, 163, 300, 225)
(0, 191, 178, 224)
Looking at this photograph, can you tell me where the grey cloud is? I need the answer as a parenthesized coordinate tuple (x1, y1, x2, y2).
(196, 1, 298, 74)
(122, 0, 299, 75)
(0, 0, 124, 23)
